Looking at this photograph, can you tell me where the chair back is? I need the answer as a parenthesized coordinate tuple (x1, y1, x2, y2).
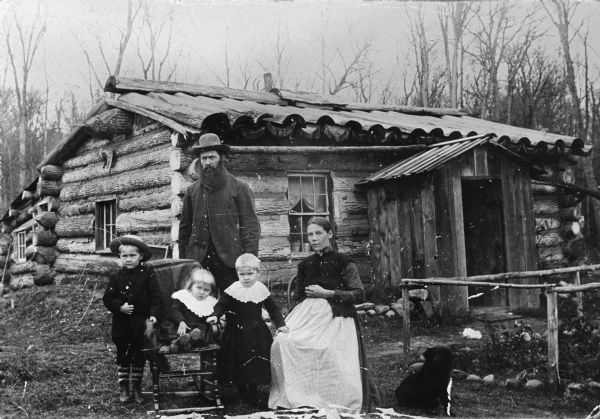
(144, 258, 201, 341)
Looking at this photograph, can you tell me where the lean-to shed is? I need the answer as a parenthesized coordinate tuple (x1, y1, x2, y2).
(0, 76, 594, 312)
(357, 136, 541, 314)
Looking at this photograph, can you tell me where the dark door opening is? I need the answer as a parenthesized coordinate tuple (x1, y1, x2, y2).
(462, 179, 507, 307)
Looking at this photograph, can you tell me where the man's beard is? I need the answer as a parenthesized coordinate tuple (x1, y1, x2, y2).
(200, 160, 225, 184)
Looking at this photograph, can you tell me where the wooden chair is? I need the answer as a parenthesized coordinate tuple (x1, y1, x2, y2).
(143, 259, 223, 417)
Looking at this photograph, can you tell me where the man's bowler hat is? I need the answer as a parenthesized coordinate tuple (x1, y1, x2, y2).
(190, 133, 231, 155)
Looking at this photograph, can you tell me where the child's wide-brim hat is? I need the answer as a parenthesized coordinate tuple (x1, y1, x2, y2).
(109, 235, 153, 261)
(190, 133, 231, 155)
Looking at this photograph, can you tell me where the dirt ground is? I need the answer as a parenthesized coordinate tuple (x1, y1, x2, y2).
(0, 284, 598, 418)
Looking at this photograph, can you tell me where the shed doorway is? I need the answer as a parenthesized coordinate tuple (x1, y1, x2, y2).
(462, 179, 507, 307)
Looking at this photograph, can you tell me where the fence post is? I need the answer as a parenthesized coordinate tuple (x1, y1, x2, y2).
(402, 285, 411, 369)
(546, 289, 560, 391)
(572, 271, 583, 317)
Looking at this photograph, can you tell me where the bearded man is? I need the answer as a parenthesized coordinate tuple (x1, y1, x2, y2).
(178, 133, 260, 291)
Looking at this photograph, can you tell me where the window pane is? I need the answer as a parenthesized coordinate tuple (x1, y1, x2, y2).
(314, 176, 326, 194)
(315, 195, 327, 213)
(301, 176, 314, 197)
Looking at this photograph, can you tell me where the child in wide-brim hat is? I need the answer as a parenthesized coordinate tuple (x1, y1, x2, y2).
(103, 235, 162, 405)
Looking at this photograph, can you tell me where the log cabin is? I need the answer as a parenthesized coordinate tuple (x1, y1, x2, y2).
(0, 75, 594, 314)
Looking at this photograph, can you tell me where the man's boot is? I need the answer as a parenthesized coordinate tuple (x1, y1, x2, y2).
(118, 366, 130, 403)
(131, 366, 144, 404)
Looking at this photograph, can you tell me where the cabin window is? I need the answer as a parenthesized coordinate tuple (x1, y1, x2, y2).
(16, 231, 27, 262)
(287, 173, 331, 251)
(95, 199, 117, 251)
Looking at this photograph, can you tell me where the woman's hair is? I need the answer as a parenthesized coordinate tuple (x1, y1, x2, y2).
(306, 216, 332, 233)
(185, 268, 216, 292)
(235, 253, 261, 270)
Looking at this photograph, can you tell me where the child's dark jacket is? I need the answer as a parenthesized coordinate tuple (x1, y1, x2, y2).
(103, 265, 162, 339)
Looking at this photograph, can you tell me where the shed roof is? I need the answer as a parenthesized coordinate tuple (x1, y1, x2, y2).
(357, 134, 532, 186)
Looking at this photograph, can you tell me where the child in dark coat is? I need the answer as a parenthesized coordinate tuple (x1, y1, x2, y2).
(207, 253, 289, 406)
(103, 235, 162, 404)
(167, 267, 218, 352)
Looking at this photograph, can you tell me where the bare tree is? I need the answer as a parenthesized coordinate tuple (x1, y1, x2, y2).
(438, 2, 472, 108)
(542, 0, 600, 251)
(77, 0, 143, 99)
(5, 4, 47, 187)
(214, 28, 232, 88)
(135, 3, 179, 81)
(408, 3, 435, 107)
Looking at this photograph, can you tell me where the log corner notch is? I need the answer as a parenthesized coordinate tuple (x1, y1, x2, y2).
(84, 108, 133, 139)
(40, 165, 64, 181)
(37, 177, 61, 198)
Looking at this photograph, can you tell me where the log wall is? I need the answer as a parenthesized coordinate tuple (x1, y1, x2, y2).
(55, 126, 173, 278)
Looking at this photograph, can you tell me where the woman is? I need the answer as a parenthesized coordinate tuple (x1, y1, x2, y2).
(269, 217, 367, 412)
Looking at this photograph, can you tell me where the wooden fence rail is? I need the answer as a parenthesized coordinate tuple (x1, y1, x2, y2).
(399, 264, 600, 391)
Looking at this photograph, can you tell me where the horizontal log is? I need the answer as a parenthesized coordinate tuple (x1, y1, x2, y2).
(559, 206, 582, 221)
(532, 182, 557, 196)
(336, 218, 370, 238)
(235, 175, 287, 194)
(61, 144, 170, 184)
(63, 128, 171, 169)
(119, 188, 172, 212)
(228, 145, 427, 154)
(535, 217, 561, 231)
(37, 179, 61, 197)
(227, 153, 384, 173)
(53, 254, 120, 276)
(137, 231, 172, 246)
(56, 238, 96, 254)
(260, 260, 300, 286)
(259, 236, 292, 259)
(335, 191, 368, 216)
(538, 246, 565, 263)
(40, 165, 64, 181)
(35, 212, 60, 229)
(60, 166, 172, 201)
(55, 214, 94, 238)
(84, 108, 133, 138)
(337, 239, 370, 258)
(401, 278, 555, 289)
(255, 196, 290, 216)
(537, 229, 563, 247)
(115, 209, 172, 233)
(33, 230, 59, 246)
(10, 273, 34, 290)
(169, 148, 193, 172)
(259, 217, 291, 237)
(554, 282, 600, 293)
(59, 186, 171, 215)
(10, 260, 36, 275)
(332, 174, 371, 192)
(532, 196, 559, 216)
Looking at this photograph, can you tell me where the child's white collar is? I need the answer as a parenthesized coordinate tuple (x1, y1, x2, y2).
(171, 289, 217, 317)
(225, 281, 270, 303)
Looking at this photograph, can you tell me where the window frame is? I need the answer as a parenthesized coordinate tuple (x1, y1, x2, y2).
(16, 231, 27, 262)
(95, 198, 117, 251)
(286, 172, 333, 252)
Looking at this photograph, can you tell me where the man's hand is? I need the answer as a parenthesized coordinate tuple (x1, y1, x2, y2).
(120, 302, 134, 315)
(206, 316, 218, 324)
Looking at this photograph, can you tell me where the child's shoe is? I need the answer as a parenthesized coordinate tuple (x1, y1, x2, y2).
(119, 382, 130, 403)
(189, 328, 206, 346)
(170, 333, 191, 353)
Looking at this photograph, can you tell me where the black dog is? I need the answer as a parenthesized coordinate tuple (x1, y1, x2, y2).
(395, 346, 455, 416)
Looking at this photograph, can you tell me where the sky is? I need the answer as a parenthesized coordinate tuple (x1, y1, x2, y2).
(2, 0, 600, 115)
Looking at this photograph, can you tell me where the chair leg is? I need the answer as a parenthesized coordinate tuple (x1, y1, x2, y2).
(151, 360, 161, 415)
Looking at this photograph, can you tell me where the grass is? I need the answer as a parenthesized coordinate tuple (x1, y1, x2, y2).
(1, 284, 599, 418)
